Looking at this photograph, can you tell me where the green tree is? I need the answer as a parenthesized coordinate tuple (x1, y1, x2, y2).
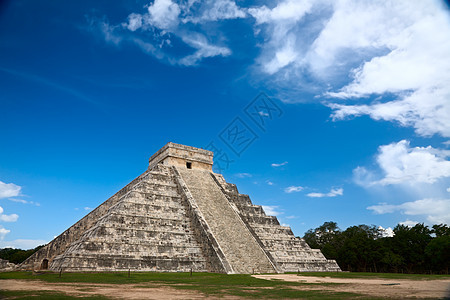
(391, 223, 432, 273)
(425, 235, 450, 274)
(336, 225, 381, 272)
(431, 224, 450, 237)
(303, 221, 340, 250)
(0, 245, 44, 264)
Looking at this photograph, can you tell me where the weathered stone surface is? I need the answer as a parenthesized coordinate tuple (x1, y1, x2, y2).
(0, 258, 16, 272)
(177, 167, 276, 274)
(20, 142, 341, 273)
(212, 173, 340, 272)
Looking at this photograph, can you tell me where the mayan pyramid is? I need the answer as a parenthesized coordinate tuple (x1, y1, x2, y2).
(21, 143, 340, 273)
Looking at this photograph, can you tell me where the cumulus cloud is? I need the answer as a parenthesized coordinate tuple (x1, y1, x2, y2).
(284, 185, 304, 193)
(249, 0, 450, 137)
(399, 220, 419, 227)
(94, 1, 449, 137)
(147, 0, 181, 30)
(321, 1, 450, 137)
(0, 181, 21, 199)
(262, 205, 282, 216)
(307, 188, 343, 198)
(0, 206, 19, 222)
(183, 0, 246, 23)
(355, 140, 450, 186)
(271, 161, 288, 167)
(367, 198, 450, 225)
(249, 0, 314, 25)
(0, 226, 10, 240)
(378, 226, 394, 237)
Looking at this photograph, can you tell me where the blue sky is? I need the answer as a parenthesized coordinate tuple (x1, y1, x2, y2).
(1, 0, 450, 249)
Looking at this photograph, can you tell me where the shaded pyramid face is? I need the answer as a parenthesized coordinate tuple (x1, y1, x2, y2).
(21, 143, 340, 273)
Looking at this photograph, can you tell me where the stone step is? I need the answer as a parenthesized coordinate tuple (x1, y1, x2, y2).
(51, 255, 208, 272)
(65, 241, 205, 255)
(85, 227, 199, 242)
(99, 210, 191, 222)
(115, 202, 188, 215)
(88, 223, 193, 235)
(242, 215, 280, 225)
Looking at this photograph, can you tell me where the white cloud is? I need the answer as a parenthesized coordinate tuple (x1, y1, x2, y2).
(84, 207, 93, 211)
(248, 0, 316, 76)
(0, 206, 19, 222)
(358, 140, 450, 186)
(321, 1, 450, 137)
(266, 180, 274, 186)
(147, 0, 181, 30)
(284, 185, 304, 193)
(271, 161, 288, 167)
(183, 0, 246, 23)
(95, 1, 449, 138)
(368, 198, 450, 225)
(399, 220, 419, 227)
(0, 239, 47, 249)
(262, 205, 282, 216)
(248, 0, 450, 138)
(0, 181, 21, 199)
(125, 13, 143, 31)
(249, 0, 314, 25)
(447, 187, 450, 193)
(104, 0, 236, 66)
(7, 198, 40, 206)
(235, 173, 252, 178)
(307, 188, 343, 198)
(378, 226, 394, 238)
(263, 35, 299, 74)
(0, 226, 10, 240)
(178, 33, 231, 66)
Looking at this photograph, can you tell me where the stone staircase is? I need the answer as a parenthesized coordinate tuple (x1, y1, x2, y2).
(176, 167, 276, 274)
(212, 173, 341, 273)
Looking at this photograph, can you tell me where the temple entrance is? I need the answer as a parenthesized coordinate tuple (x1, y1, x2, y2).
(41, 259, 49, 270)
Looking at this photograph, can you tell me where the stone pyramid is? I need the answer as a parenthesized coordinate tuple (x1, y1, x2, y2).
(21, 143, 340, 273)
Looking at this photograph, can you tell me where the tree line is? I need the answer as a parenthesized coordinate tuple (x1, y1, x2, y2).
(303, 222, 449, 274)
(0, 245, 44, 265)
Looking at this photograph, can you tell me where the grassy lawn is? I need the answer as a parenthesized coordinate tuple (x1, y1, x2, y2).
(0, 271, 370, 299)
(296, 272, 450, 281)
(0, 290, 109, 300)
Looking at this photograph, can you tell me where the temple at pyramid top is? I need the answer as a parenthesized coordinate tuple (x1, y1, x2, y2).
(148, 142, 213, 171)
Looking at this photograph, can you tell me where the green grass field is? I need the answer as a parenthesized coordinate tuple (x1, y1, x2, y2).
(296, 272, 450, 280)
(1, 271, 447, 299)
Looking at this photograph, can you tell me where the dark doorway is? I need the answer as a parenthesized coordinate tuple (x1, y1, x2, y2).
(41, 259, 49, 270)
(186, 162, 192, 169)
